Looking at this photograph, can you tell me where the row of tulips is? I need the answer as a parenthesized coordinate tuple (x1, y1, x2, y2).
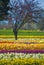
(0, 58, 44, 65)
(0, 50, 44, 53)
(0, 36, 44, 38)
(0, 53, 44, 59)
(0, 43, 44, 50)
(0, 39, 44, 43)
(0, 43, 44, 53)
(0, 53, 44, 65)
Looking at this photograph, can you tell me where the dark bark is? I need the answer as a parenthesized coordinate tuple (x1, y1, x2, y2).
(13, 20, 18, 40)
(13, 29, 18, 40)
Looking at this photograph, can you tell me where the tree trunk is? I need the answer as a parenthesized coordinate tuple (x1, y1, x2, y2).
(13, 20, 18, 40)
(13, 28, 18, 40)
(15, 30, 18, 40)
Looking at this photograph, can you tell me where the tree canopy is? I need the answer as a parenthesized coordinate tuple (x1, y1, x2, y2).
(8, 0, 42, 27)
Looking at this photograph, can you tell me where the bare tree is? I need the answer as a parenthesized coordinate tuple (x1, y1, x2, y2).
(8, 0, 42, 40)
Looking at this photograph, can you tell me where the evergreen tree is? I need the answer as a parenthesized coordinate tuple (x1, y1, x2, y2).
(0, 0, 9, 20)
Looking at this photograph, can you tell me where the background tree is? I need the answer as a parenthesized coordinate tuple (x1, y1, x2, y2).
(0, 0, 9, 20)
(37, 18, 44, 31)
(8, 0, 42, 40)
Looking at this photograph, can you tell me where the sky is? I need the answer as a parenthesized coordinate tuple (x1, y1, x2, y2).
(38, 0, 44, 9)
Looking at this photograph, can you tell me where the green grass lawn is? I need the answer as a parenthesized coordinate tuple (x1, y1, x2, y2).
(0, 29, 44, 36)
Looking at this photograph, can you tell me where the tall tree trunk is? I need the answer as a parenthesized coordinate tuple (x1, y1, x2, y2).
(13, 29, 18, 40)
(15, 31, 18, 40)
(13, 20, 18, 40)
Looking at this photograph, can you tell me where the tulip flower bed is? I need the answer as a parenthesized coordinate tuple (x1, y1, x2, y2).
(0, 30, 44, 65)
(0, 53, 44, 59)
(0, 32, 44, 64)
(0, 53, 44, 65)
(0, 37, 44, 44)
(0, 58, 44, 65)
(0, 35, 44, 38)
(0, 43, 44, 53)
